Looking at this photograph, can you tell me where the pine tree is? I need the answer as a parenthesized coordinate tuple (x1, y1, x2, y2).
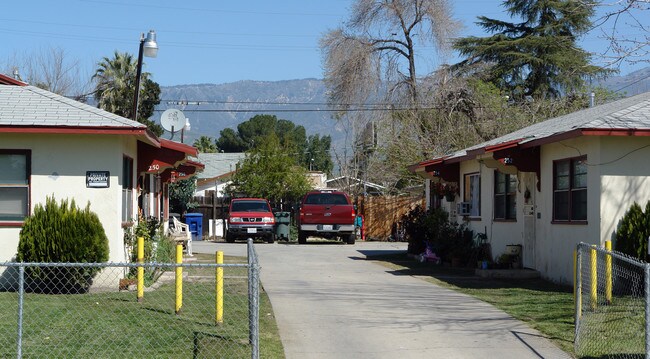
(453, 0, 611, 99)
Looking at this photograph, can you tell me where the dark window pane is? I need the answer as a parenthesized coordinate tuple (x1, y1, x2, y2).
(555, 161, 570, 190)
(507, 175, 517, 193)
(0, 154, 27, 184)
(0, 187, 28, 220)
(571, 189, 587, 220)
(574, 173, 587, 188)
(506, 194, 516, 220)
(554, 191, 569, 220)
(495, 195, 505, 219)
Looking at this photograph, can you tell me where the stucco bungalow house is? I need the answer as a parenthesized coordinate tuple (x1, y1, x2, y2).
(194, 152, 245, 198)
(0, 73, 202, 264)
(409, 92, 650, 284)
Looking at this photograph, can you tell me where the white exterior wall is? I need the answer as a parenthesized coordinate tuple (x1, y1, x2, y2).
(455, 160, 527, 265)
(426, 135, 645, 284)
(535, 137, 600, 283)
(599, 136, 650, 246)
(196, 179, 229, 198)
(0, 133, 137, 264)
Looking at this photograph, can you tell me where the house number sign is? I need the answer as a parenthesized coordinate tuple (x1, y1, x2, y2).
(86, 171, 110, 188)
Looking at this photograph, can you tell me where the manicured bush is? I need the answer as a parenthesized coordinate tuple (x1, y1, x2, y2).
(615, 201, 650, 261)
(17, 196, 109, 293)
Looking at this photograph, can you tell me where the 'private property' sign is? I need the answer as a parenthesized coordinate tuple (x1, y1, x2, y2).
(86, 171, 110, 188)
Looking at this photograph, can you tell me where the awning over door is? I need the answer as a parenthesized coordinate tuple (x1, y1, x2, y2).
(137, 139, 199, 178)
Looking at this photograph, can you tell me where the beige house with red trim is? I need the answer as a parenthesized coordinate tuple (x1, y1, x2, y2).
(409, 92, 650, 284)
(0, 74, 202, 263)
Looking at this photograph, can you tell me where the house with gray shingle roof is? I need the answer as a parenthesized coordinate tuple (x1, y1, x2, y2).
(0, 73, 202, 266)
(409, 91, 650, 284)
(193, 152, 246, 197)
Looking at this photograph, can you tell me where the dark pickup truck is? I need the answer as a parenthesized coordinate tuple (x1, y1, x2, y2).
(297, 190, 356, 244)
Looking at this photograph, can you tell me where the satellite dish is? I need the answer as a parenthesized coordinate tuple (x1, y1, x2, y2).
(160, 109, 185, 133)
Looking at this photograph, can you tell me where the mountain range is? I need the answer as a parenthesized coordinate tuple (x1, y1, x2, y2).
(159, 67, 650, 146)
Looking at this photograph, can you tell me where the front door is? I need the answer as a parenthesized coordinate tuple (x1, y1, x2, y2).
(522, 173, 536, 269)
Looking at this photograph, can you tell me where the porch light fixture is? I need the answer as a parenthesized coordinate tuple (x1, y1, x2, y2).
(132, 30, 159, 123)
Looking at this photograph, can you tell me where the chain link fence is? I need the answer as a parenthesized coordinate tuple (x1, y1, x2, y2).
(0, 240, 260, 359)
(575, 242, 648, 358)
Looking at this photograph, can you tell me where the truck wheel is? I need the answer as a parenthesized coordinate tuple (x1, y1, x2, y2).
(346, 233, 355, 245)
(267, 234, 275, 244)
(225, 233, 235, 243)
(298, 231, 307, 244)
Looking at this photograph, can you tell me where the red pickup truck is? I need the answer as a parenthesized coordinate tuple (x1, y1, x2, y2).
(226, 198, 275, 243)
(298, 190, 356, 244)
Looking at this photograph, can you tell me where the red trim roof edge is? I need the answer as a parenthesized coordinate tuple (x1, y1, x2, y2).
(485, 138, 523, 152)
(0, 73, 27, 86)
(159, 138, 198, 156)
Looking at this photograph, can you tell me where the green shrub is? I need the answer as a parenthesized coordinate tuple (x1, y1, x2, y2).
(17, 196, 109, 293)
(615, 201, 650, 261)
(401, 206, 469, 260)
(124, 216, 175, 284)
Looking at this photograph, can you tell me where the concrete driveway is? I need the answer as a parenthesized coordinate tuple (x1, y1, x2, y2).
(193, 241, 570, 359)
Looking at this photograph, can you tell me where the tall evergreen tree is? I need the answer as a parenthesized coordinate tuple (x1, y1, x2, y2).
(453, 0, 610, 99)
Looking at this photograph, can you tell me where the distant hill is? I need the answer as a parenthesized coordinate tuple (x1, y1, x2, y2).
(597, 67, 650, 96)
(159, 67, 650, 146)
(159, 79, 340, 146)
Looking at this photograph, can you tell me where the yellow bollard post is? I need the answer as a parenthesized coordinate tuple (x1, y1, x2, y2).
(175, 244, 183, 315)
(605, 240, 612, 305)
(137, 236, 144, 303)
(216, 251, 224, 325)
(590, 247, 598, 310)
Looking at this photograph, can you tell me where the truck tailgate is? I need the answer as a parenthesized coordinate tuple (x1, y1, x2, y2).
(301, 204, 355, 224)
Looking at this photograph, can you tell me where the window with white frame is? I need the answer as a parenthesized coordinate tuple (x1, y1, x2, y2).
(553, 156, 587, 222)
(494, 171, 517, 220)
(463, 173, 481, 217)
(122, 156, 134, 223)
(0, 150, 30, 222)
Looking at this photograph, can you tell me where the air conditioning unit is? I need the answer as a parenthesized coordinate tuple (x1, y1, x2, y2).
(457, 202, 471, 216)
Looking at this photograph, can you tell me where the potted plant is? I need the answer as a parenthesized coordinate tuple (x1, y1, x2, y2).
(443, 183, 458, 202)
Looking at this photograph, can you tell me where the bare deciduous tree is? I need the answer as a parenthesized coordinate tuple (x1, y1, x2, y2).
(321, 0, 460, 108)
(320, 0, 461, 191)
(593, 0, 650, 67)
(3, 47, 91, 97)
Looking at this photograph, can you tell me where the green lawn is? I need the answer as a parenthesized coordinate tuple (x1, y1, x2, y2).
(0, 255, 284, 359)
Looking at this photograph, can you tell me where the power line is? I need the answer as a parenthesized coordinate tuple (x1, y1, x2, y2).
(161, 99, 394, 107)
(153, 107, 428, 113)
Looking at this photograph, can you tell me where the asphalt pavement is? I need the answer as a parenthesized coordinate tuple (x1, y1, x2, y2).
(193, 240, 570, 359)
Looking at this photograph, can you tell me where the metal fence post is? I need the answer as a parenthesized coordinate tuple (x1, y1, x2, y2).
(247, 238, 260, 359)
(575, 244, 583, 350)
(17, 265, 24, 359)
(644, 264, 650, 359)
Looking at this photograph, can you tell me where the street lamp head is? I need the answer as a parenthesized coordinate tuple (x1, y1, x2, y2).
(143, 30, 158, 58)
(183, 117, 191, 131)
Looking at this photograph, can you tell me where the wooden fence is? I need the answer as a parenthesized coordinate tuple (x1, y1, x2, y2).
(190, 191, 228, 238)
(355, 194, 424, 241)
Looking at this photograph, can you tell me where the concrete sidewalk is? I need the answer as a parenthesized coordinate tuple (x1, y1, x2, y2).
(194, 241, 571, 359)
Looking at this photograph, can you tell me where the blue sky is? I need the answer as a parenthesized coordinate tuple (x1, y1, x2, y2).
(1, 0, 645, 87)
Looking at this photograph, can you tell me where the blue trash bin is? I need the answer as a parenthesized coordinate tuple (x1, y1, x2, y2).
(184, 213, 203, 241)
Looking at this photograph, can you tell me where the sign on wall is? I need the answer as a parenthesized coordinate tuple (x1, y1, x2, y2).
(86, 171, 110, 188)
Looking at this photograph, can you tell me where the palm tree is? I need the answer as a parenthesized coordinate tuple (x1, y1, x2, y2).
(92, 51, 162, 135)
(193, 136, 218, 153)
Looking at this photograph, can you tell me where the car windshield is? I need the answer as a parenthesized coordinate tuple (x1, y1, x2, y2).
(231, 201, 270, 212)
(304, 193, 348, 205)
